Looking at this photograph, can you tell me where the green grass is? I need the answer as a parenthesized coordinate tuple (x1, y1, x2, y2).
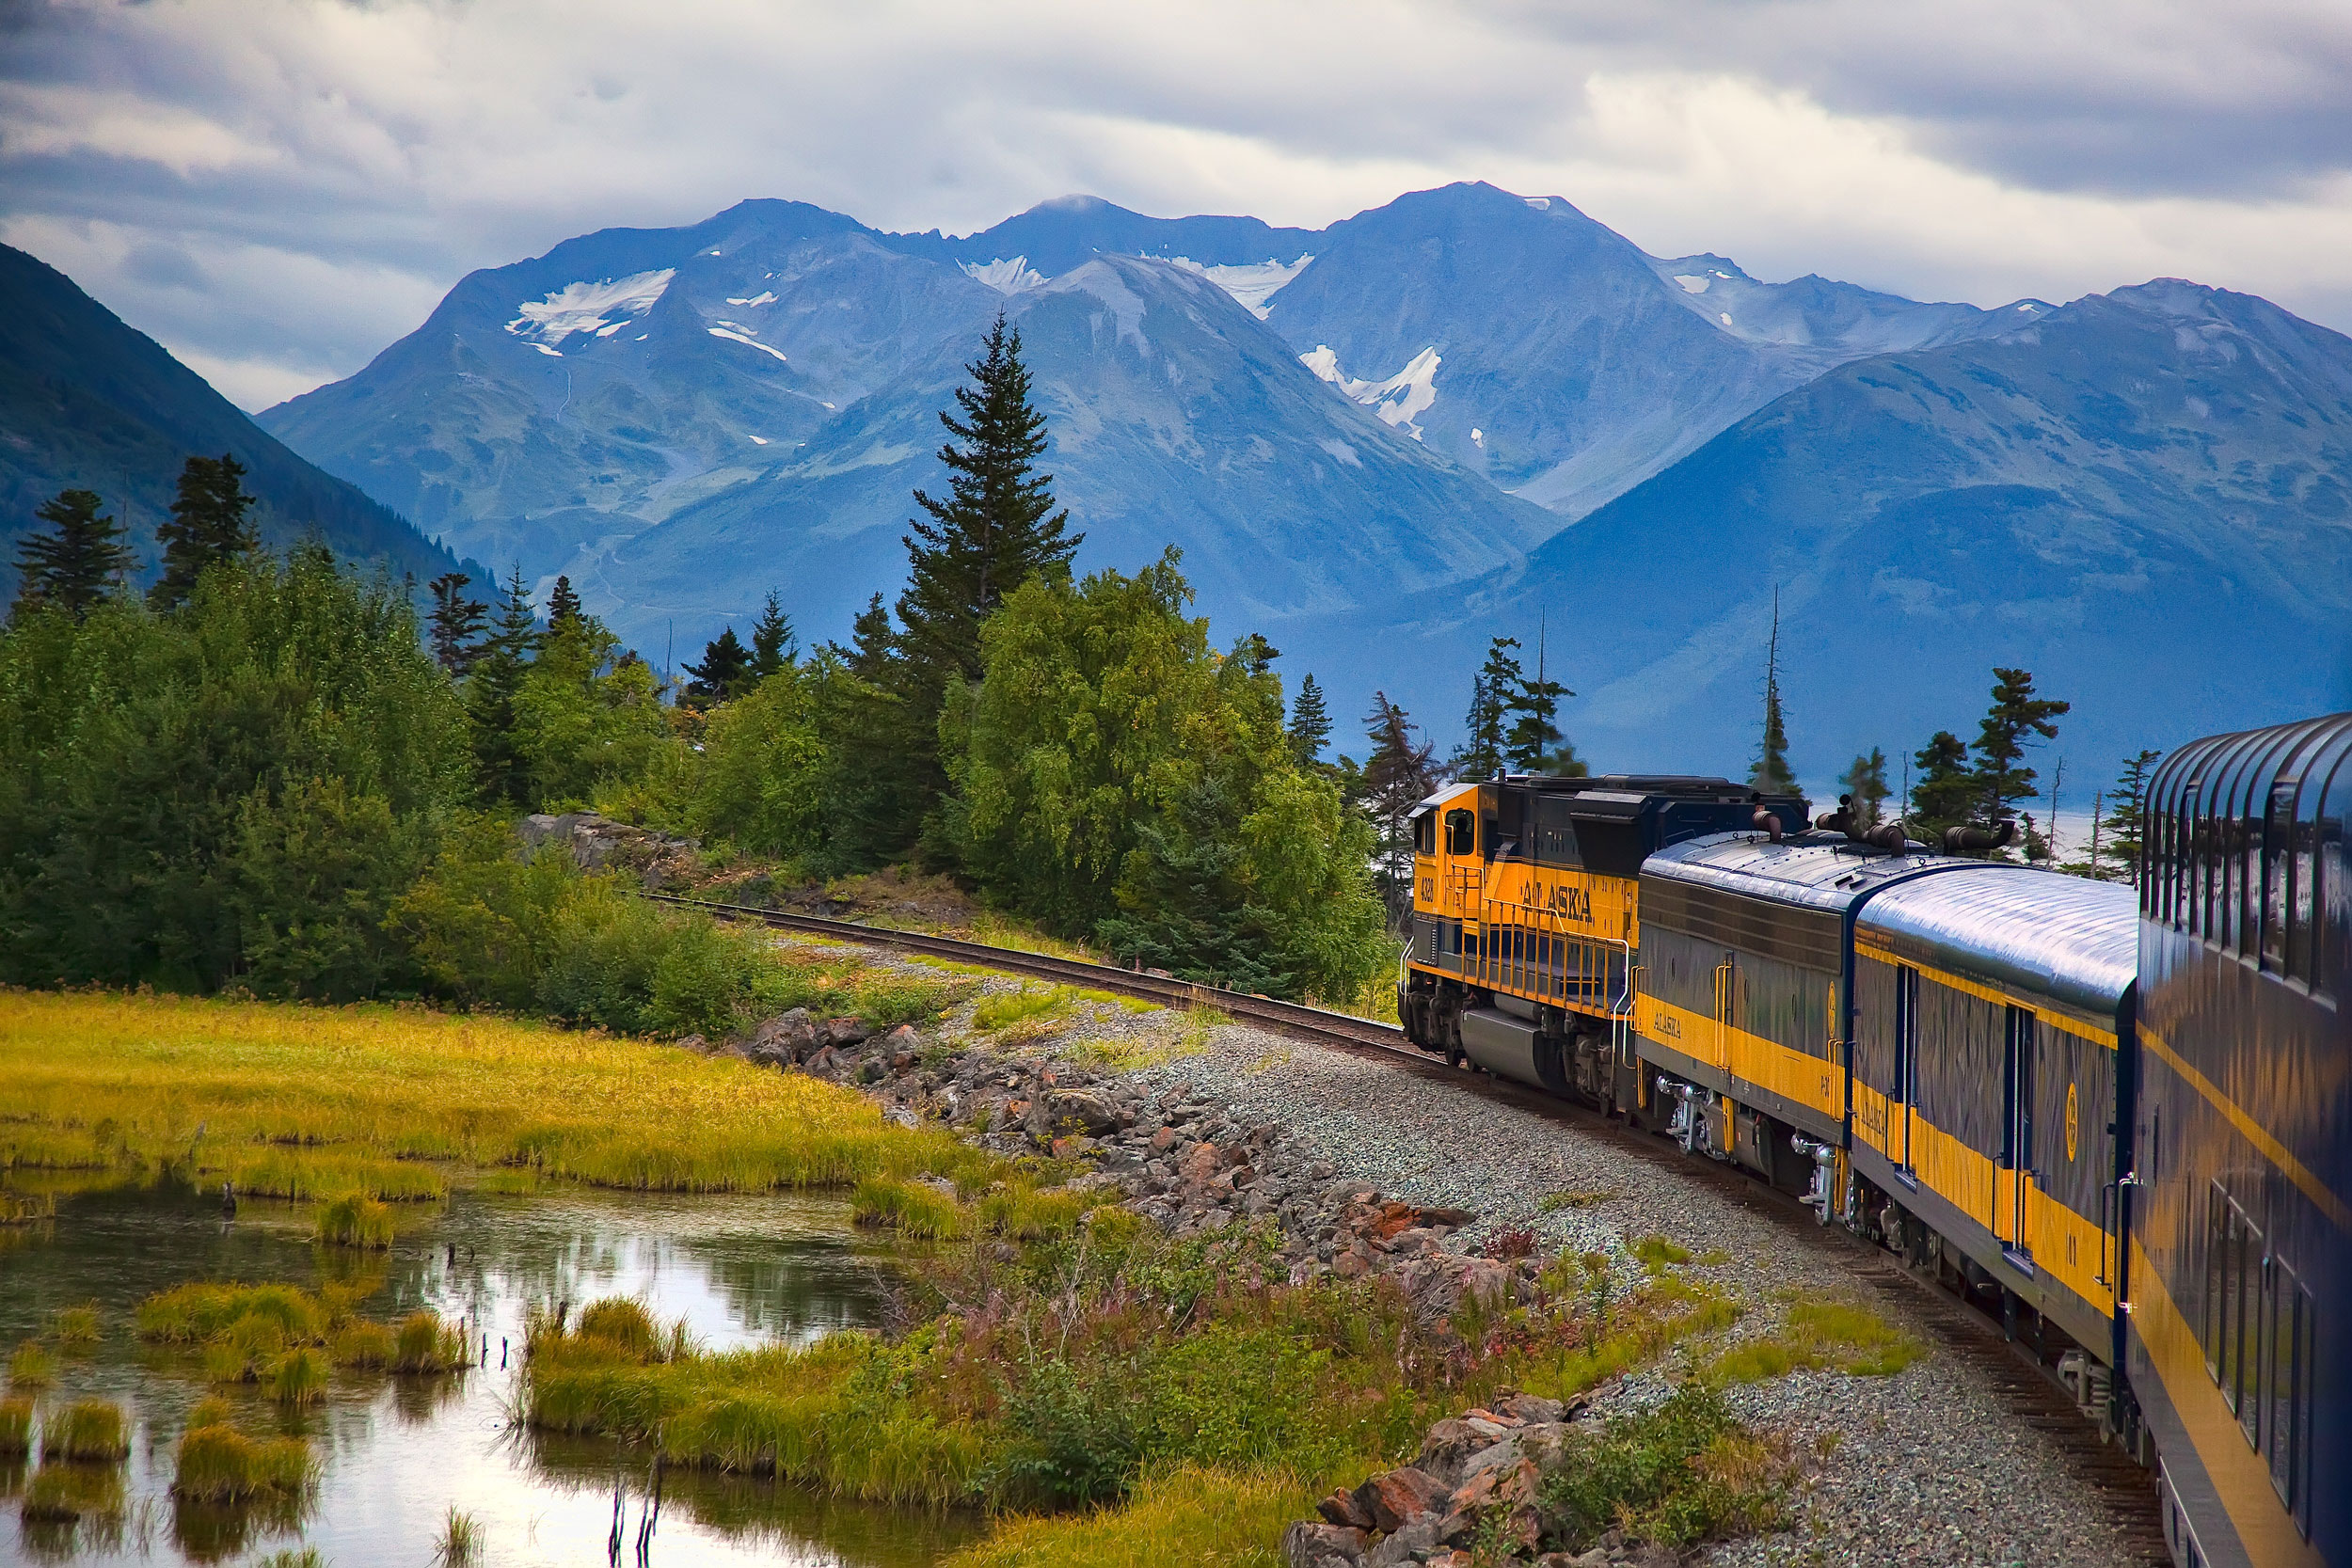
(330, 1321, 395, 1370)
(19, 1462, 125, 1522)
(575, 1298, 662, 1360)
(946, 1464, 1312, 1568)
(854, 1177, 966, 1240)
(1629, 1235, 1692, 1273)
(266, 1347, 329, 1406)
(1538, 1188, 1620, 1212)
(971, 988, 1075, 1035)
(312, 1192, 396, 1249)
(52, 1302, 101, 1345)
(8, 1338, 56, 1387)
(393, 1311, 469, 1373)
(435, 1504, 482, 1566)
(1708, 1298, 1923, 1384)
(40, 1399, 130, 1461)
(1535, 1382, 1794, 1550)
(171, 1421, 314, 1501)
(136, 1281, 327, 1346)
(0, 1395, 32, 1456)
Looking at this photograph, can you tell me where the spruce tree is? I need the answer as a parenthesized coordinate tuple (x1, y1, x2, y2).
(1909, 732, 1975, 838)
(11, 488, 135, 620)
(1502, 658, 1572, 773)
(151, 453, 257, 610)
(1971, 667, 2069, 826)
(1840, 748, 1891, 828)
(2105, 749, 2162, 885)
(1452, 638, 1520, 780)
(547, 575, 583, 631)
(1287, 673, 1333, 767)
(427, 573, 488, 676)
(897, 316, 1081, 692)
(683, 627, 754, 706)
(466, 566, 540, 805)
(750, 590, 798, 677)
(1750, 590, 1797, 794)
(1362, 692, 1437, 923)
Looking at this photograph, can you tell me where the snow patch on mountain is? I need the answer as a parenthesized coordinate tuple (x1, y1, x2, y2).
(1300, 343, 1440, 440)
(1163, 254, 1313, 318)
(726, 292, 778, 308)
(707, 326, 788, 363)
(505, 269, 675, 346)
(961, 257, 1046, 293)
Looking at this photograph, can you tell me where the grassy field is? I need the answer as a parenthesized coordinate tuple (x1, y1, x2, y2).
(0, 988, 985, 1196)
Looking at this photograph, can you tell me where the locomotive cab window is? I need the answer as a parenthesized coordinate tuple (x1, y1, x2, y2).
(1444, 809, 1476, 857)
(1411, 806, 1437, 856)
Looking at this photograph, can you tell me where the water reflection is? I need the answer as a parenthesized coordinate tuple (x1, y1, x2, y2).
(0, 1181, 979, 1566)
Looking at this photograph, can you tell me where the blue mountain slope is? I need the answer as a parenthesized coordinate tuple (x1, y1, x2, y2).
(893, 193, 1320, 278)
(0, 243, 471, 594)
(587, 255, 1556, 650)
(1293, 279, 2352, 785)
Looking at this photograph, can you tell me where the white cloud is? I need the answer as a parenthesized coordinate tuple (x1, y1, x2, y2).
(2, 0, 2346, 404)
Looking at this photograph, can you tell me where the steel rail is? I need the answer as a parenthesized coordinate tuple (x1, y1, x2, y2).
(641, 892, 1410, 1053)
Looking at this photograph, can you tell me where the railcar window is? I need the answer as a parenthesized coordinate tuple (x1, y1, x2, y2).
(2321, 760, 2351, 998)
(1445, 809, 1475, 857)
(2265, 780, 2295, 972)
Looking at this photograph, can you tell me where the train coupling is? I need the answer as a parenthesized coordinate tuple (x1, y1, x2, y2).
(1789, 1133, 1838, 1225)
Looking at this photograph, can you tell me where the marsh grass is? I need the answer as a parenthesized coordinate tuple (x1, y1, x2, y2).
(574, 1299, 661, 1360)
(183, 1397, 234, 1431)
(8, 1339, 57, 1387)
(171, 1423, 314, 1501)
(435, 1504, 482, 1566)
(0, 990, 984, 1197)
(312, 1193, 396, 1249)
(265, 1348, 329, 1407)
(52, 1303, 101, 1346)
(0, 1395, 32, 1456)
(20, 1461, 125, 1521)
(330, 1322, 395, 1370)
(853, 1177, 965, 1240)
(138, 1282, 326, 1347)
(41, 1400, 130, 1462)
(392, 1311, 469, 1373)
(1708, 1298, 1922, 1384)
(230, 1148, 448, 1203)
(946, 1464, 1313, 1568)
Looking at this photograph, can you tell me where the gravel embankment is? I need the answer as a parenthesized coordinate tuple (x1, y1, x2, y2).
(775, 938, 2154, 1568)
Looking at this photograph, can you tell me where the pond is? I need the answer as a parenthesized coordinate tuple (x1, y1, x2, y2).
(0, 1180, 985, 1566)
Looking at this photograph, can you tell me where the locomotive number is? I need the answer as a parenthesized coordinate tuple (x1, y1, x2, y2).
(1549, 885, 1594, 924)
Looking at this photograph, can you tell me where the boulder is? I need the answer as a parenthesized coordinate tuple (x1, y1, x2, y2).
(1316, 1489, 1376, 1530)
(825, 1017, 870, 1047)
(1281, 1522, 1367, 1568)
(1414, 1419, 1494, 1488)
(1045, 1088, 1125, 1136)
(1498, 1392, 1567, 1424)
(1365, 1514, 1442, 1568)
(1349, 1466, 1448, 1532)
(1440, 1457, 1540, 1553)
(749, 1009, 819, 1066)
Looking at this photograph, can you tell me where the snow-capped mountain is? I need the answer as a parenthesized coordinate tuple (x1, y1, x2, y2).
(250, 185, 2350, 776)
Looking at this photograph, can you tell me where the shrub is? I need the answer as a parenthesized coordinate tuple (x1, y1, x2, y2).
(266, 1347, 329, 1407)
(313, 1192, 395, 1249)
(853, 1178, 965, 1241)
(41, 1398, 130, 1461)
(172, 1423, 314, 1501)
(1535, 1383, 1790, 1549)
(985, 1356, 1147, 1509)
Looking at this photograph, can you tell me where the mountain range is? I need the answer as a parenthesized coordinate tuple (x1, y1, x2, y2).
(18, 180, 2345, 791)
(0, 245, 471, 596)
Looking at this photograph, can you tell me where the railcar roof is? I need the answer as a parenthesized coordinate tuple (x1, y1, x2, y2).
(1644, 832, 1980, 915)
(1857, 867, 2137, 1020)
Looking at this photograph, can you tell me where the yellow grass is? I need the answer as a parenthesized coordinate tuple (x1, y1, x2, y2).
(947, 1465, 1311, 1568)
(0, 989, 982, 1194)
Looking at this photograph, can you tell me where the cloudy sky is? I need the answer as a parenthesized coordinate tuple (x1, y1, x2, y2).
(6, 0, 2349, 410)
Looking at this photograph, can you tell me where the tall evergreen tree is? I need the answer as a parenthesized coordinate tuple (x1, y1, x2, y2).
(427, 572, 488, 676)
(151, 453, 257, 610)
(546, 575, 583, 630)
(1971, 667, 2069, 826)
(1287, 673, 1333, 767)
(750, 590, 798, 677)
(897, 317, 1081, 691)
(1362, 692, 1437, 923)
(1234, 632, 1279, 676)
(1750, 589, 1797, 794)
(2105, 748, 2163, 885)
(1909, 732, 1976, 839)
(840, 594, 898, 683)
(1840, 748, 1891, 828)
(466, 566, 541, 805)
(1452, 637, 1520, 781)
(1502, 646, 1572, 773)
(683, 627, 754, 706)
(11, 488, 135, 620)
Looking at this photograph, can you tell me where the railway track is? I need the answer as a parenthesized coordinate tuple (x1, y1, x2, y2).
(658, 890, 2169, 1563)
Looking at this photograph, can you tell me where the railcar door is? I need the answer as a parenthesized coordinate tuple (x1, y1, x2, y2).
(2003, 1006, 2037, 1256)
(1711, 954, 1738, 1075)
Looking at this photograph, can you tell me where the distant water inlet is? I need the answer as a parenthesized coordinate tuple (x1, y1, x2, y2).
(0, 1181, 980, 1566)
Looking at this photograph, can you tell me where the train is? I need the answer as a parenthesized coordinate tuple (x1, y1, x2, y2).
(1396, 715, 2347, 1568)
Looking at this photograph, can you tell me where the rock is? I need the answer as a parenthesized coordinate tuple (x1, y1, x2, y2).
(1317, 1490, 1376, 1530)
(1176, 1142, 1222, 1188)
(1045, 1088, 1125, 1136)
(1498, 1392, 1566, 1424)
(1149, 1125, 1180, 1152)
(1281, 1521, 1367, 1568)
(675, 1033, 707, 1053)
(825, 1017, 870, 1047)
(748, 1008, 820, 1066)
(1349, 1466, 1448, 1532)
(1414, 1419, 1493, 1488)
(1457, 1435, 1523, 1483)
(1440, 1457, 1540, 1553)
(1364, 1514, 1442, 1568)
